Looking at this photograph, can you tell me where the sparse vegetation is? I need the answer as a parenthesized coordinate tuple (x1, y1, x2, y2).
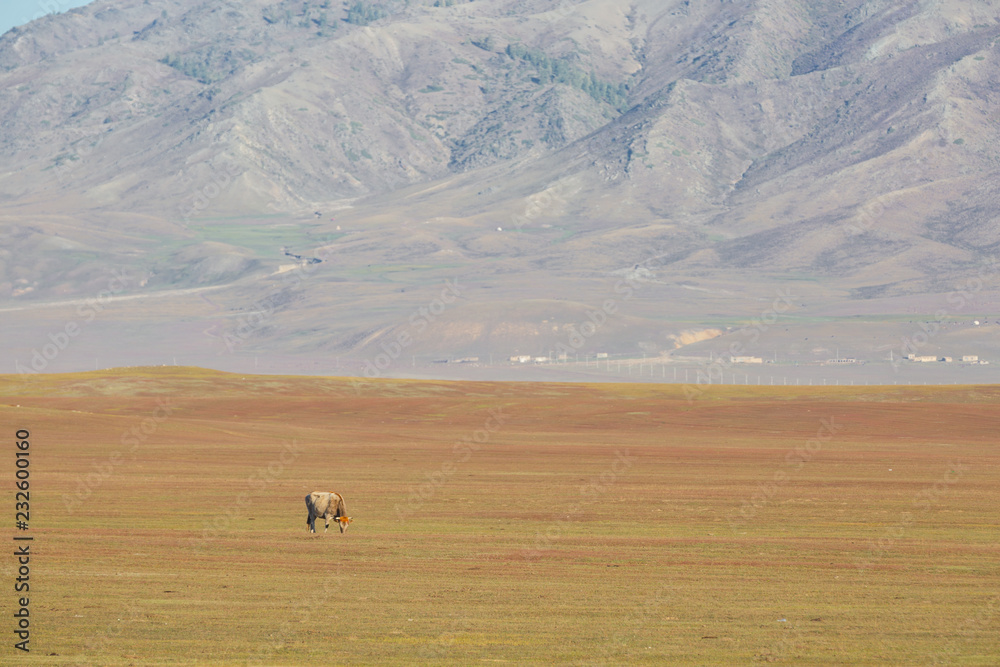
(471, 34, 495, 51)
(345, 0, 387, 26)
(262, 1, 337, 35)
(5, 0, 998, 346)
(504, 43, 629, 110)
(7, 371, 1000, 664)
(160, 46, 256, 84)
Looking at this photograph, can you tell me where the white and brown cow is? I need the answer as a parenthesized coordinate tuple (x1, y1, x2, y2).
(305, 491, 352, 534)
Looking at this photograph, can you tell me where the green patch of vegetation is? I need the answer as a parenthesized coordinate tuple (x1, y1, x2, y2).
(51, 153, 80, 167)
(504, 43, 629, 111)
(974, 55, 986, 61)
(953, 138, 965, 145)
(160, 46, 256, 84)
(260, 1, 339, 34)
(419, 84, 445, 93)
(185, 223, 330, 257)
(345, 1, 386, 26)
(471, 35, 496, 51)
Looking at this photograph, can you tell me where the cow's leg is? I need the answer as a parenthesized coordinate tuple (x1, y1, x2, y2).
(324, 515, 330, 533)
(308, 512, 316, 533)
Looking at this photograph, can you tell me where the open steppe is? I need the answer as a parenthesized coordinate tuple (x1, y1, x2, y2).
(2, 368, 998, 665)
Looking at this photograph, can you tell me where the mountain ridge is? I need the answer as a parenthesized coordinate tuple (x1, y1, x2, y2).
(2, 0, 1000, 375)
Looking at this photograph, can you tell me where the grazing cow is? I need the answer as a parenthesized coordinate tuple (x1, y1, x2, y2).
(305, 491, 352, 534)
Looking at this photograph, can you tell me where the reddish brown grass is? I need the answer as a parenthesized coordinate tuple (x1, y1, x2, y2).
(2, 368, 998, 665)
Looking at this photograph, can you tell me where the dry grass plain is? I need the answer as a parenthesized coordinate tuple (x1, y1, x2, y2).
(1, 368, 998, 665)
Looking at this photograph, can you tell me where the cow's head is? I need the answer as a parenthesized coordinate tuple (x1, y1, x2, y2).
(337, 516, 353, 533)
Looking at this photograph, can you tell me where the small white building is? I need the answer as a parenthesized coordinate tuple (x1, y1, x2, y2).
(730, 356, 763, 364)
(962, 355, 979, 362)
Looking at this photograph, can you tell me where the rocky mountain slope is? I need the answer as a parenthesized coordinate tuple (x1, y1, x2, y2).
(2, 0, 999, 374)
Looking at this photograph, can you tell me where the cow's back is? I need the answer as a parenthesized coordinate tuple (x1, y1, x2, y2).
(306, 491, 333, 516)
